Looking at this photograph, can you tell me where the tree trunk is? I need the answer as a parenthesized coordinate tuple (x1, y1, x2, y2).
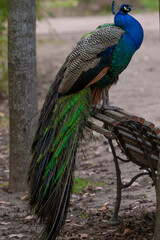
(8, 0, 38, 192)
(154, 154, 160, 240)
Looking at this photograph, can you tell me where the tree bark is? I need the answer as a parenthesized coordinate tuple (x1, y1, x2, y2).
(8, 0, 38, 192)
(154, 154, 160, 240)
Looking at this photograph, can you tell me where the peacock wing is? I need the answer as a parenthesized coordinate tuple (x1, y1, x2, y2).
(58, 25, 125, 94)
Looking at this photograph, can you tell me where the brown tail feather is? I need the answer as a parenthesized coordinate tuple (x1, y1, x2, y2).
(91, 88, 103, 105)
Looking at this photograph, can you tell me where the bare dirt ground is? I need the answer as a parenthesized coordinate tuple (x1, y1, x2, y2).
(0, 12, 159, 239)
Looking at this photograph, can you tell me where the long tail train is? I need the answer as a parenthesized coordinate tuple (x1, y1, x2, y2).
(28, 86, 91, 240)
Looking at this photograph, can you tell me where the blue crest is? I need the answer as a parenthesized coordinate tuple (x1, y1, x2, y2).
(111, 0, 115, 15)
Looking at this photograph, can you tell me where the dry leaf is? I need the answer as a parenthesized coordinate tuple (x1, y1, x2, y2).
(123, 228, 134, 236)
(88, 209, 97, 214)
(131, 181, 139, 187)
(88, 171, 95, 176)
(25, 215, 36, 220)
(9, 234, 25, 238)
(95, 186, 103, 191)
(0, 201, 10, 205)
(104, 202, 109, 207)
(80, 233, 88, 239)
(93, 151, 101, 157)
(99, 202, 109, 211)
(0, 222, 11, 225)
(21, 195, 29, 201)
(115, 232, 121, 237)
(99, 206, 106, 211)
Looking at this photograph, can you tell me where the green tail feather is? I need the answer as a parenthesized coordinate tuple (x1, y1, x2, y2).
(28, 88, 91, 240)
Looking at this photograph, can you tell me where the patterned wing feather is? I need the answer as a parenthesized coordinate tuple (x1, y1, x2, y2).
(58, 25, 125, 94)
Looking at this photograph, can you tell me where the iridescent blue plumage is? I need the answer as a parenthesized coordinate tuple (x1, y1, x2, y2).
(115, 5, 144, 49)
(95, 4, 144, 88)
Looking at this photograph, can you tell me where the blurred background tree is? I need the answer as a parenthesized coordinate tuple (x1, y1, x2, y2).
(0, 0, 158, 98)
(0, 0, 43, 99)
(40, 0, 158, 16)
(0, 1, 8, 98)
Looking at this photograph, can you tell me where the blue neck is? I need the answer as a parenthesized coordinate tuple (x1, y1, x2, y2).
(114, 11, 144, 50)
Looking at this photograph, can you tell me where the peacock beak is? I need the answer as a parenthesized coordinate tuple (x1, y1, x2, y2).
(130, 6, 136, 10)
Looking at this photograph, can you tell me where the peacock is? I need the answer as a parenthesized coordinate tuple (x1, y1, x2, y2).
(28, 1, 144, 239)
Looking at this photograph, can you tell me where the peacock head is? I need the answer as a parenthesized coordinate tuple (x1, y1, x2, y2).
(111, 1, 135, 15)
(119, 4, 135, 14)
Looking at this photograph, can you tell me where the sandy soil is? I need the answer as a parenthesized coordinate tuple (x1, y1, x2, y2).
(0, 12, 159, 239)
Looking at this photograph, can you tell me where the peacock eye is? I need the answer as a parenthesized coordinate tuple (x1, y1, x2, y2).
(124, 6, 128, 11)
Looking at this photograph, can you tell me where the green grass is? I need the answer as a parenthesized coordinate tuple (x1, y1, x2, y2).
(79, 209, 89, 219)
(139, 0, 159, 11)
(72, 177, 104, 194)
(41, 0, 159, 16)
(43, 0, 80, 9)
(53, 0, 79, 8)
(73, 177, 89, 194)
(0, 182, 8, 188)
